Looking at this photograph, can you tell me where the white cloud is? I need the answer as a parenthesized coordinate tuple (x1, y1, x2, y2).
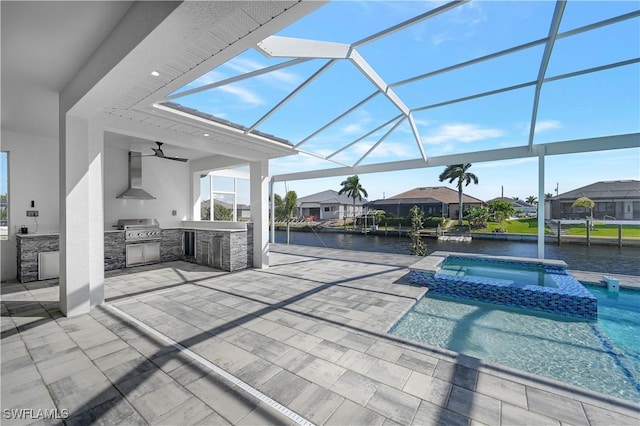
(431, 33, 451, 46)
(344, 123, 365, 134)
(226, 57, 264, 74)
(423, 123, 504, 145)
(192, 70, 225, 86)
(218, 85, 264, 106)
(270, 152, 337, 175)
(265, 70, 303, 87)
(534, 120, 561, 133)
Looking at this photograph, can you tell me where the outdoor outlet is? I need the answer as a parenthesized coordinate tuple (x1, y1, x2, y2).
(26, 210, 39, 217)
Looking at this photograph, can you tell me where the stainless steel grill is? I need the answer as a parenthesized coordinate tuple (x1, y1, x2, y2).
(117, 218, 162, 241)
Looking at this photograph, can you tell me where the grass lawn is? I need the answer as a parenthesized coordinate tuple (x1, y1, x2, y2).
(564, 224, 640, 238)
(473, 218, 553, 235)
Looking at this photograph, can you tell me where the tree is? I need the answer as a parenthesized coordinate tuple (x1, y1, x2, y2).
(201, 204, 210, 220)
(466, 206, 489, 229)
(545, 193, 554, 202)
(488, 200, 515, 227)
(274, 191, 298, 244)
(572, 196, 595, 220)
(338, 175, 368, 229)
(213, 204, 232, 221)
(408, 206, 427, 256)
(438, 163, 479, 226)
(526, 195, 538, 205)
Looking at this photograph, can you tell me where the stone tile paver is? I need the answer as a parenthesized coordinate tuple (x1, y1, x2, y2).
(403, 370, 452, 407)
(475, 371, 527, 408)
(526, 387, 591, 425)
(446, 385, 501, 425)
(500, 402, 560, 426)
(329, 370, 379, 406)
(365, 358, 412, 389)
(412, 399, 470, 426)
(289, 383, 345, 425)
(325, 399, 385, 426)
(366, 383, 421, 424)
(2, 245, 638, 426)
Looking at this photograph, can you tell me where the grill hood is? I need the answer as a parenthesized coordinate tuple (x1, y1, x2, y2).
(116, 152, 156, 200)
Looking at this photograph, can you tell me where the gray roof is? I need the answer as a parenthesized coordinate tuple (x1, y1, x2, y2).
(298, 189, 367, 206)
(369, 186, 484, 205)
(552, 180, 640, 201)
(366, 197, 444, 206)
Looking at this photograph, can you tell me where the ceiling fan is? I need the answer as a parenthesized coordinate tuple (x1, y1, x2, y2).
(144, 142, 188, 162)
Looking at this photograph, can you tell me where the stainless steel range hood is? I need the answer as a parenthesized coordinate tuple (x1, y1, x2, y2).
(116, 152, 156, 200)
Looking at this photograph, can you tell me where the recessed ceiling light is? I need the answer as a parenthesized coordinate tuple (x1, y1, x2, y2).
(151, 71, 160, 77)
(204, 133, 210, 137)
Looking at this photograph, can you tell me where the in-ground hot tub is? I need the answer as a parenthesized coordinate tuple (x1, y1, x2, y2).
(408, 251, 597, 320)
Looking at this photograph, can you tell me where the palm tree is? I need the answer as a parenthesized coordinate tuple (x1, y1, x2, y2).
(438, 164, 479, 226)
(338, 175, 368, 229)
(526, 195, 538, 205)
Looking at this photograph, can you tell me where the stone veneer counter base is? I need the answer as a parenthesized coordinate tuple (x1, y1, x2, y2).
(16, 225, 253, 283)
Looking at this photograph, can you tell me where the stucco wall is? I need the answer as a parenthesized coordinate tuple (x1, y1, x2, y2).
(1, 130, 60, 281)
(0, 132, 192, 281)
(103, 145, 190, 230)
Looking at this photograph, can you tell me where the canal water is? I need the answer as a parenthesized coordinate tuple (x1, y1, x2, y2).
(273, 230, 640, 275)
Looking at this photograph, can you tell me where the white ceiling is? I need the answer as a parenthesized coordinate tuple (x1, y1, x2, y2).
(1, 1, 133, 139)
(1, 1, 316, 163)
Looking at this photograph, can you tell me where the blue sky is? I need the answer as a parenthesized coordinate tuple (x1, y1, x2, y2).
(181, 1, 639, 204)
(0, 152, 7, 195)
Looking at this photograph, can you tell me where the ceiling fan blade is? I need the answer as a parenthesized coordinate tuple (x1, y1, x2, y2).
(165, 156, 189, 162)
(150, 141, 188, 162)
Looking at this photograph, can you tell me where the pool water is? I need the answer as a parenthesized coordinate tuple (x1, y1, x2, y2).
(438, 257, 559, 288)
(389, 285, 640, 402)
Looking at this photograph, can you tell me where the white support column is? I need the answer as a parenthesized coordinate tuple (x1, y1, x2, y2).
(88, 120, 105, 307)
(59, 114, 104, 316)
(270, 179, 275, 244)
(250, 160, 269, 268)
(537, 149, 546, 259)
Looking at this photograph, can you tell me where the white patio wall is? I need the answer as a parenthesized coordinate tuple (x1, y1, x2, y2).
(103, 145, 190, 229)
(1, 129, 60, 281)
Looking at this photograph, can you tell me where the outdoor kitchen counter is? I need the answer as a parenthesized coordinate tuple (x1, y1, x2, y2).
(16, 224, 254, 283)
(166, 223, 254, 272)
(16, 231, 127, 283)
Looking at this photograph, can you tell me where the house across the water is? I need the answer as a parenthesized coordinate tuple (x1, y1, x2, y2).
(550, 180, 640, 220)
(365, 186, 484, 220)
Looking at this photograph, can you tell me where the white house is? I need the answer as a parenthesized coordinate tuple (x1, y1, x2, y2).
(297, 190, 367, 221)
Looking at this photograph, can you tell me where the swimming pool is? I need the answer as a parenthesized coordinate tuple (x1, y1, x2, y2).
(409, 252, 597, 320)
(438, 256, 559, 288)
(389, 285, 640, 402)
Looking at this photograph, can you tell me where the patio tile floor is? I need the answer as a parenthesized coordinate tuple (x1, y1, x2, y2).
(1, 244, 639, 425)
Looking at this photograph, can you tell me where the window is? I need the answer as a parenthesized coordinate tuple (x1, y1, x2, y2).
(199, 169, 250, 222)
(0, 152, 7, 241)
